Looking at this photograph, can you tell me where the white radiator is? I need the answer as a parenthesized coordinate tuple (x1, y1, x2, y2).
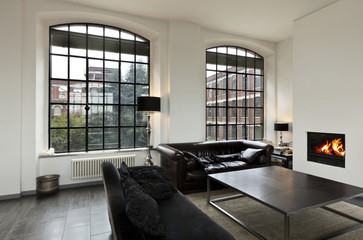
(71, 155, 136, 180)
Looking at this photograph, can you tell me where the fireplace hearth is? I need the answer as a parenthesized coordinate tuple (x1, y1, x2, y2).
(307, 132, 345, 168)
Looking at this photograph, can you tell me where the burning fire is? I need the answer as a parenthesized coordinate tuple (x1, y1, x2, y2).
(315, 138, 345, 157)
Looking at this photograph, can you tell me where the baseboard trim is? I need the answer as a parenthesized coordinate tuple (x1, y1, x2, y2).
(0, 181, 103, 200)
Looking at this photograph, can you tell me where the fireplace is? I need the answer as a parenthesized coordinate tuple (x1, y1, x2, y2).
(307, 132, 345, 168)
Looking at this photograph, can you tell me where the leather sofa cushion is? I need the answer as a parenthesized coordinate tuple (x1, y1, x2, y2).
(186, 170, 207, 182)
(204, 161, 247, 174)
(214, 153, 240, 162)
(240, 148, 264, 163)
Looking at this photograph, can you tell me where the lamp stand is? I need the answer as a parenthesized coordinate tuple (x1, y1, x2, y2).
(278, 131, 284, 147)
(144, 114, 153, 166)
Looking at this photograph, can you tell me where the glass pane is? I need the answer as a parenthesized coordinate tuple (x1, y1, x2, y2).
(206, 70, 216, 83)
(206, 51, 217, 69)
(105, 27, 119, 38)
(136, 36, 147, 42)
(69, 105, 86, 127)
(88, 25, 103, 36)
(217, 125, 227, 141)
(256, 59, 264, 74)
(70, 129, 86, 151)
(121, 127, 134, 148)
(70, 32, 86, 56)
(88, 35, 103, 58)
(51, 129, 67, 153)
(121, 62, 134, 82)
(105, 38, 119, 60)
(136, 85, 149, 100)
(121, 106, 134, 126)
(217, 53, 227, 71)
(237, 48, 246, 56)
(136, 111, 147, 127)
(228, 91, 236, 106)
(70, 81, 86, 103)
(105, 128, 118, 149)
(51, 55, 68, 79)
(135, 127, 147, 147)
(255, 76, 263, 91)
(206, 107, 215, 124)
(247, 57, 255, 74)
(246, 108, 254, 124)
(51, 30, 68, 55)
(50, 104, 68, 127)
(217, 108, 226, 124)
(255, 92, 264, 107)
(121, 31, 134, 40)
(105, 83, 119, 104)
(136, 64, 148, 84)
(70, 24, 86, 34)
(228, 125, 237, 140)
(88, 105, 103, 127)
(255, 125, 263, 140)
(89, 59, 103, 81)
(136, 42, 149, 63)
(246, 75, 255, 90)
(228, 108, 236, 124)
(206, 125, 216, 141)
(237, 92, 246, 107)
(51, 80, 68, 103)
(88, 128, 103, 150)
(237, 56, 246, 73)
(89, 82, 104, 104)
(246, 125, 254, 140)
(206, 89, 216, 106)
(236, 74, 245, 90)
(237, 125, 246, 139)
(255, 108, 263, 124)
(70, 57, 86, 80)
(121, 84, 134, 104)
(104, 105, 118, 126)
(121, 40, 135, 61)
(53, 25, 68, 31)
(217, 90, 226, 106)
(105, 61, 119, 82)
(237, 108, 245, 124)
(246, 92, 254, 107)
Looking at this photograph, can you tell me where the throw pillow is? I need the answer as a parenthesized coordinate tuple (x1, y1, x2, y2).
(123, 176, 165, 236)
(183, 151, 215, 168)
(214, 153, 240, 162)
(240, 148, 264, 163)
(129, 167, 177, 200)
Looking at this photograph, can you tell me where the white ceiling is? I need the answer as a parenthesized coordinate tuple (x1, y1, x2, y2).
(65, 0, 339, 42)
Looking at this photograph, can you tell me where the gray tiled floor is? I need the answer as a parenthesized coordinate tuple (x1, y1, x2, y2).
(0, 185, 112, 240)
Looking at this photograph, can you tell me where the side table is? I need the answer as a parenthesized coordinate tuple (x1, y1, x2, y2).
(271, 152, 293, 169)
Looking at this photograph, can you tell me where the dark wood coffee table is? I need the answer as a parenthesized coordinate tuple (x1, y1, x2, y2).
(207, 166, 363, 240)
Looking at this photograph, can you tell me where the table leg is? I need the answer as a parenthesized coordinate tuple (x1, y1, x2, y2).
(285, 214, 290, 240)
(207, 176, 210, 203)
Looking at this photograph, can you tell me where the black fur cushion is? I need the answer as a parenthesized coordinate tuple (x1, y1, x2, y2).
(129, 167, 177, 200)
(240, 148, 264, 163)
(123, 176, 165, 236)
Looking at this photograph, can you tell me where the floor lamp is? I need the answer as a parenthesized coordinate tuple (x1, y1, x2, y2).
(137, 96, 160, 166)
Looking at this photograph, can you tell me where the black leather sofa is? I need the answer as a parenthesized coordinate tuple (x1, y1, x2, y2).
(101, 161, 235, 240)
(157, 140, 274, 192)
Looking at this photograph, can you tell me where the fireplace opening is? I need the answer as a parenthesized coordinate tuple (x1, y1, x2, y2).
(307, 132, 345, 168)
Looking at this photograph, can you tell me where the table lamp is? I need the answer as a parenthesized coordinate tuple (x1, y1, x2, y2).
(274, 123, 289, 147)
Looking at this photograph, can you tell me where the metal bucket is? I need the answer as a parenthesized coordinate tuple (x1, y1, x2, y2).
(36, 174, 60, 194)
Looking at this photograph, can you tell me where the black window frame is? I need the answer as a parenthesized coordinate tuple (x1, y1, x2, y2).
(206, 46, 264, 141)
(48, 23, 150, 153)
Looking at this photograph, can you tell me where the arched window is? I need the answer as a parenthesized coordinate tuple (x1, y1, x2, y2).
(49, 23, 150, 153)
(206, 46, 264, 141)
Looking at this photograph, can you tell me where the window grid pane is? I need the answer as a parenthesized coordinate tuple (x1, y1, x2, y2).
(206, 46, 264, 141)
(49, 23, 150, 153)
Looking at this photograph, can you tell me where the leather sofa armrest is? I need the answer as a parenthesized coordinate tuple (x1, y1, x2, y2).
(242, 140, 274, 154)
(157, 144, 184, 162)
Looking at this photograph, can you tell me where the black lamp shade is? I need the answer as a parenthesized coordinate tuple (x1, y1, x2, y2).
(137, 96, 160, 112)
(274, 123, 288, 131)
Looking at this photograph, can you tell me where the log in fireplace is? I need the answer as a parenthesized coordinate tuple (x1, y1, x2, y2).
(307, 132, 345, 168)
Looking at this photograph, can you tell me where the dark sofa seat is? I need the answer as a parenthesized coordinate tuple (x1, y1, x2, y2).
(157, 140, 274, 192)
(101, 161, 235, 240)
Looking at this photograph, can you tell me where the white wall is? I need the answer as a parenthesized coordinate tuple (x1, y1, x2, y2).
(276, 38, 293, 145)
(293, 0, 363, 187)
(0, 0, 278, 197)
(0, 0, 22, 197)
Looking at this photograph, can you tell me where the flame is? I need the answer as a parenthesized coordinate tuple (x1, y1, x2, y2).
(315, 138, 345, 157)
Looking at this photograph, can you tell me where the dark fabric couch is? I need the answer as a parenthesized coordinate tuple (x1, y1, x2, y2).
(157, 140, 274, 192)
(101, 161, 235, 240)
